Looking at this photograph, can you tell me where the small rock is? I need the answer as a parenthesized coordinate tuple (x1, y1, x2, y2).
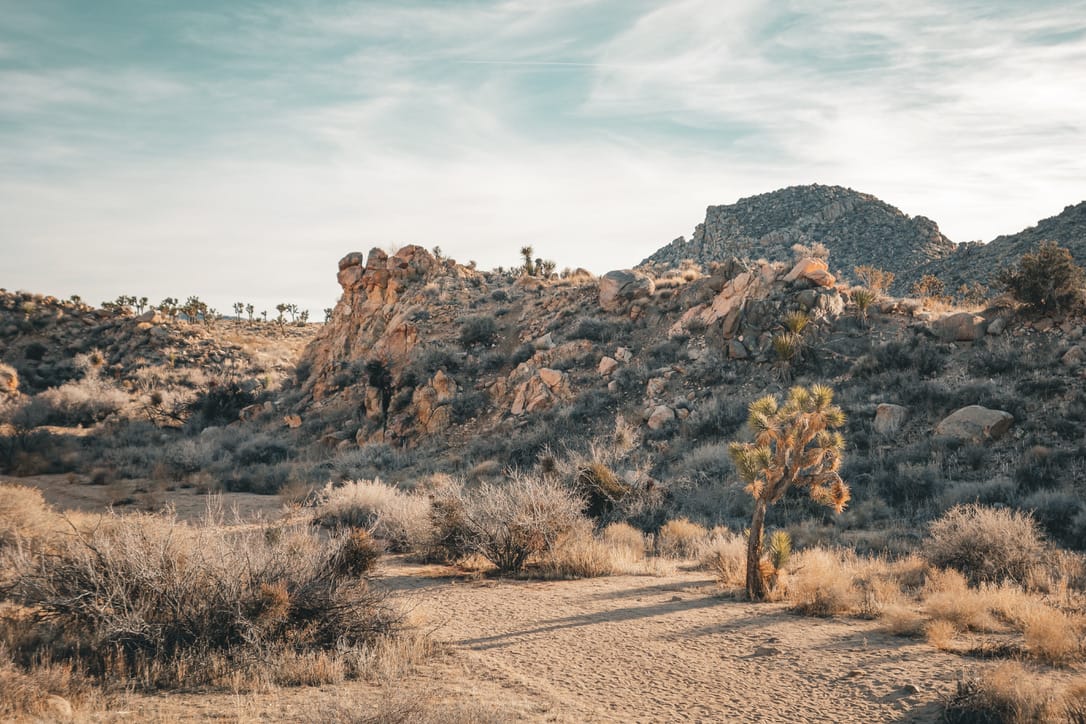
(615, 347, 632, 363)
(752, 646, 780, 657)
(1033, 318, 1055, 332)
(901, 683, 921, 695)
(936, 312, 986, 342)
(647, 405, 675, 430)
(1062, 345, 1085, 367)
(727, 339, 749, 360)
(874, 404, 908, 435)
(597, 356, 619, 376)
(533, 332, 555, 350)
(283, 414, 302, 429)
(645, 377, 667, 399)
(987, 317, 1007, 336)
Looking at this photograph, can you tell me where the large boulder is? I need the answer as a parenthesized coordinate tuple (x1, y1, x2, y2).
(935, 405, 1014, 443)
(783, 258, 836, 287)
(647, 405, 676, 430)
(936, 312, 986, 342)
(599, 270, 655, 312)
(511, 368, 570, 415)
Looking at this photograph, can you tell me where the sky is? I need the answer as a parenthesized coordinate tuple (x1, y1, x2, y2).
(2, 0, 1085, 316)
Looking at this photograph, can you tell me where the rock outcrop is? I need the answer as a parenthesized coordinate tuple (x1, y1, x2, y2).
(639, 184, 956, 292)
(599, 270, 655, 312)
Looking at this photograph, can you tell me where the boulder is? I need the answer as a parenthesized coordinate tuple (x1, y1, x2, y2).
(283, 414, 302, 429)
(511, 368, 570, 415)
(599, 270, 655, 312)
(935, 406, 1014, 443)
(597, 356, 619, 376)
(873, 404, 908, 435)
(647, 405, 675, 430)
(727, 339, 749, 360)
(936, 312, 986, 342)
(615, 347, 632, 363)
(986, 317, 1007, 336)
(1062, 345, 1085, 367)
(783, 258, 836, 287)
(645, 376, 666, 399)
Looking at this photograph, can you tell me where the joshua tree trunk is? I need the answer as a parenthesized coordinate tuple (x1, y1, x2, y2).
(746, 498, 769, 601)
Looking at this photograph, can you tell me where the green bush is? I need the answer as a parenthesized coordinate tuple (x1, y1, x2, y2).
(996, 241, 1086, 313)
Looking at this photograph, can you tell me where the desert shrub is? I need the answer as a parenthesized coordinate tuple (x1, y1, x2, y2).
(24, 375, 129, 427)
(852, 338, 947, 378)
(313, 479, 432, 553)
(671, 441, 734, 485)
(406, 347, 461, 381)
(188, 380, 258, 428)
(646, 339, 687, 367)
(509, 343, 535, 367)
(458, 315, 499, 348)
(0, 484, 60, 550)
(788, 548, 862, 616)
(0, 513, 399, 689)
(1022, 490, 1085, 548)
(449, 391, 489, 424)
(938, 478, 1016, 509)
(873, 462, 942, 508)
(331, 444, 416, 480)
(538, 519, 615, 579)
(567, 316, 621, 342)
(564, 388, 619, 425)
(599, 522, 646, 560)
(656, 518, 708, 558)
(925, 504, 1046, 585)
(432, 475, 585, 572)
(996, 241, 1086, 313)
(683, 394, 747, 440)
(234, 433, 291, 467)
(1014, 446, 1072, 492)
(700, 529, 745, 587)
(944, 662, 1086, 724)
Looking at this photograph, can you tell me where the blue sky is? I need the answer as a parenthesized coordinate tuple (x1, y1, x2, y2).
(2, 0, 1085, 315)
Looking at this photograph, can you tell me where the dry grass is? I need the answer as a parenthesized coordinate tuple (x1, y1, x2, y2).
(788, 548, 862, 616)
(0, 510, 401, 690)
(599, 522, 647, 560)
(656, 518, 708, 559)
(926, 504, 1046, 586)
(699, 529, 745, 588)
(944, 662, 1086, 723)
(1022, 605, 1085, 667)
(313, 479, 432, 553)
(538, 521, 615, 579)
(0, 484, 62, 549)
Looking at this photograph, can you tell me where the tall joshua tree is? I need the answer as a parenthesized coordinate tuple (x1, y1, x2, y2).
(520, 245, 535, 276)
(728, 384, 849, 601)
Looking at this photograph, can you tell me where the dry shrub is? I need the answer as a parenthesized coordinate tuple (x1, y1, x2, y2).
(0, 512, 400, 689)
(700, 530, 745, 588)
(880, 605, 927, 637)
(600, 522, 646, 560)
(538, 520, 615, 579)
(313, 479, 432, 553)
(926, 504, 1046, 585)
(657, 518, 708, 559)
(925, 619, 958, 651)
(431, 475, 585, 573)
(922, 569, 1003, 632)
(324, 689, 510, 724)
(1022, 605, 1084, 667)
(944, 662, 1086, 724)
(789, 548, 861, 616)
(0, 649, 86, 720)
(0, 484, 61, 549)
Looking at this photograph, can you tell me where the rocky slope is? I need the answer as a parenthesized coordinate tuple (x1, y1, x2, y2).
(918, 200, 1086, 290)
(639, 185, 956, 291)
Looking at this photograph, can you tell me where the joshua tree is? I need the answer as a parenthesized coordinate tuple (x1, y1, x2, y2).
(245, 303, 254, 323)
(520, 246, 535, 276)
(323, 307, 333, 323)
(275, 303, 288, 331)
(728, 385, 849, 601)
(158, 297, 179, 321)
(853, 265, 895, 297)
(233, 302, 245, 323)
(137, 296, 149, 314)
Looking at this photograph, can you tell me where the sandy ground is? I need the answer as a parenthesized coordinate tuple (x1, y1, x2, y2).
(5, 477, 976, 722)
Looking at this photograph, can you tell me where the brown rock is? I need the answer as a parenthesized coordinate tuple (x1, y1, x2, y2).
(283, 414, 302, 429)
(936, 312, 986, 342)
(597, 356, 619, 376)
(784, 258, 836, 287)
(647, 405, 675, 430)
(0, 363, 18, 396)
(1062, 345, 1085, 367)
(935, 406, 1013, 443)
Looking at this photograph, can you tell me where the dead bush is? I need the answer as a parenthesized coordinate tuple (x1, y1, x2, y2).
(656, 518, 708, 558)
(789, 548, 862, 616)
(700, 529, 745, 588)
(313, 479, 432, 553)
(538, 520, 615, 579)
(0, 484, 61, 549)
(433, 475, 585, 573)
(0, 512, 400, 689)
(925, 504, 1046, 585)
(944, 662, 1086, 723)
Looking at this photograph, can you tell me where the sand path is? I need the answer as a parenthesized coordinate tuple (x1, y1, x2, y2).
(383, 561, 973, 723)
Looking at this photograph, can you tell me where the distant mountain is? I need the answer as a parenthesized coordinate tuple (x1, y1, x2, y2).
(917, 201, 1086, 291)
(639, 184, 956, 291)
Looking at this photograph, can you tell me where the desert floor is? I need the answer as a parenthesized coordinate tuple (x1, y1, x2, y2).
(6, 476, 975, 722)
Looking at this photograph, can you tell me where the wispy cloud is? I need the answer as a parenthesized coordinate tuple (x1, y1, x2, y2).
(1, 0, 1084, 312)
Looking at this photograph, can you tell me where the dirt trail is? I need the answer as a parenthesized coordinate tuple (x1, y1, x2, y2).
(384, 560, 971, 723)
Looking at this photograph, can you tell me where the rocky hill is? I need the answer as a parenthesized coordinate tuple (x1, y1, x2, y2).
(918, 200, 1086, 291)
(639, 185, 956, 291)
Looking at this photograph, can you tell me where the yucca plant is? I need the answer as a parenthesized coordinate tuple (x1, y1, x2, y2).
(771, 332, 803, 382)
(767, 530, 792, 571)
(851, 288, 876, 325)
(782, 311, 810, 334)
(729, 385, 849, 600)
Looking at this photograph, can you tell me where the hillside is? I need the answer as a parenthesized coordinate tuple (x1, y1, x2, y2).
(918, 200, 1086, 291)
(639, 184, 956, 292)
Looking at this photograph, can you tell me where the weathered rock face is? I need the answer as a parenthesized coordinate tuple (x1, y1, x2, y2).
(511, 367, 571, 415)
(599, 270, 655, 312)
(935, 406, 1014, 443)
(639, 184, 956, 292)
(300, 246, 439, 401)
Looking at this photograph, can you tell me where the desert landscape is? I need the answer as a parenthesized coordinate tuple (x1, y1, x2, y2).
(4, 3, 1086, 722)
